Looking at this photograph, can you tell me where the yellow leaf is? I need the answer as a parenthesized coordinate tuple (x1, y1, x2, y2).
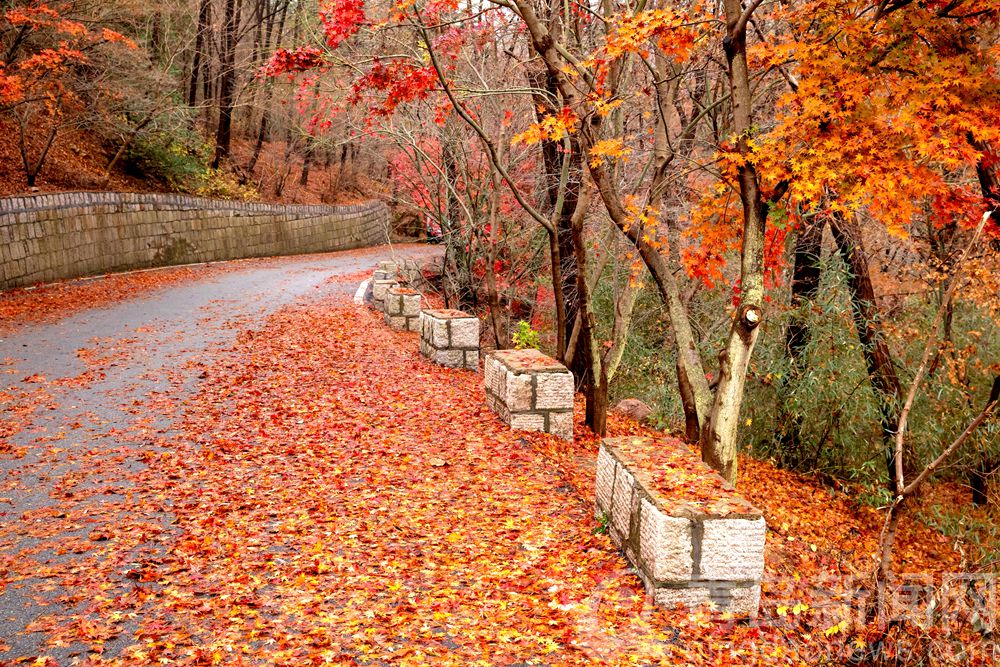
(824, 620, 847, 637)
(512, 108, 578, 146)
(588, 137, 631, 168)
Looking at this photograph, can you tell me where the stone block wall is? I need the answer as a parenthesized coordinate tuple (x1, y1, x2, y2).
(371, 278, 398, 311)
(419, 309, 479, 370)
(373, 260, 398, 282)
(0, 191, 390, 290)
(372, 257, 435, 291)
(595, 437, 766, 616)
(383, 286, 420, 331)
(484, 349, 573, 440)
(398, 257, 433, 290)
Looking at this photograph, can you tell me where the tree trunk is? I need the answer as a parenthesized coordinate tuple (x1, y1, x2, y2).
(829, 212, 910, 490)
(559, 162, 582, 371)
(246, 112, 269, 176)
(586, 165, 714, 436)
(149, 11, 163, 64)
(247, 0, 288, 177)
(274, 135, 294, 197)
(18, 106, 60, 188)
(102, 115, 155, 186)
(440, 132, 466, 307)
(484, 171, 509, 349)
(970, 135, 998, 225)
(527, 65, 582, 370)
(969, 138, 998, 504)
(677, 358, 701, 441)
(699, 1, 771, 485)
(213, 0, 241, 168)
(547, 230, 568, 362)
(244, 0, 265, 143)
(299, 141, 313, 186)
(588, 369, 610, 436)
(568, 184, 604, 433)
(188, 0, 211, 108)
(970, 376, 999, 505)
(649, 54, 709, 442)
(970, 457, 995, 506)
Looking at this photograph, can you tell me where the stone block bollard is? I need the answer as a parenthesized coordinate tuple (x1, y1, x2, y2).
(383, 286, 421, 331)
(595, 436, 766, 617)
(420, 309, 480, 370)
(400, 258, 425, 288)
(373, 260, 398, 282)
(484, 349, 573, 440)
(371, 278, 398, 312)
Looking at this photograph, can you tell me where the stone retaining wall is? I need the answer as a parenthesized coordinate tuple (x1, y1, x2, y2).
(595, 437, 766, 616)
(0, 191, 390, 290)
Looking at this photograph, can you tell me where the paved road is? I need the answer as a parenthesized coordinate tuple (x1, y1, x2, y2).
(0, 244, 441, 662)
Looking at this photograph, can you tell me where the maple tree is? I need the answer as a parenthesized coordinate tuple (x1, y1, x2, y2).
(261, 0, 777, 480)
(266, 4, 591, 369)
(0, 2, 136, 186)
(743, 0, 999, 494)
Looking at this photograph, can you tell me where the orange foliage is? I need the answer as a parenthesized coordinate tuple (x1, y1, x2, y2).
(0, 3, 135, 112)
(755, 0, 1000, 231)
(511, 107, 578, 146)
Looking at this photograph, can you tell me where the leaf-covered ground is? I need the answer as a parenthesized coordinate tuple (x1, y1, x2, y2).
(0, 261, 994, 665)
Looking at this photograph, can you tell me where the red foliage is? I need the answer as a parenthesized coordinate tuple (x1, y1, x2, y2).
(319, 0, 366, 49)
(348, 58, 437, 117)
(261, 46, 325, 77)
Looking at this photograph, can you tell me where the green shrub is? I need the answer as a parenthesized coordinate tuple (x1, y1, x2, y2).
(125, 126, 259, 200)
(194, 168, 259, 201)
(512, 320, 541, 350)
(591, 243, 999, 491)
(125, 127, 212, 189)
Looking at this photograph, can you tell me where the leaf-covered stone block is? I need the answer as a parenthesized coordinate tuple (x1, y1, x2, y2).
(595, 437, 766, 617)
(383, 286, 420, 331)
(483, 349, 573, 441)
(419, 309, 479, 370)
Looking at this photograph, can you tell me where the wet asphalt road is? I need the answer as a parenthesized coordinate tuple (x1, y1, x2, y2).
(0, 244, 440, 662)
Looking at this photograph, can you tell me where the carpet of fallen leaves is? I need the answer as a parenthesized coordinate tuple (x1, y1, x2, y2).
(1, 273, 996, 665)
